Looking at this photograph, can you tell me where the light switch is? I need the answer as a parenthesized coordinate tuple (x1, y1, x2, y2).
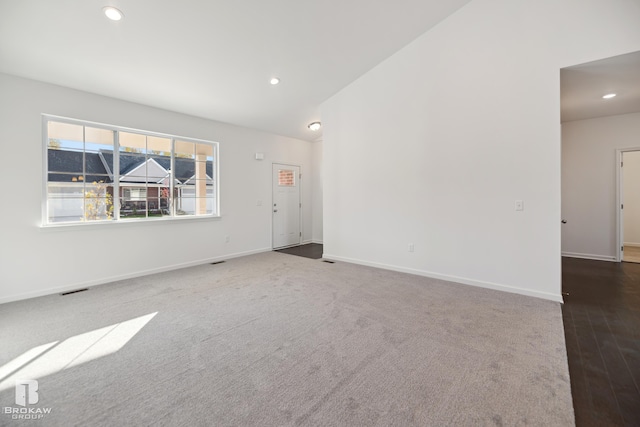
(515, 200, 524, 211)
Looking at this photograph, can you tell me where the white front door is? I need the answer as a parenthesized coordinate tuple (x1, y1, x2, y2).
(272, 164, 301, 249)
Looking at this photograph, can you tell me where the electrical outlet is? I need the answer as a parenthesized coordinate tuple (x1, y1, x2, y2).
(225, 236, 230, 243)
(515, 200, 524, 211)
(408, 243, 414, 252)
(257, 200, 262, 206)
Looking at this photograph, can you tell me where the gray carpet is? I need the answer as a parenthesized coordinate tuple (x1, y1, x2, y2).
(0, 252, 574, 426)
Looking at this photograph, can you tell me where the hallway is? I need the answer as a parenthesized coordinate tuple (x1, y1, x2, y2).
(562, 257, 640, 426)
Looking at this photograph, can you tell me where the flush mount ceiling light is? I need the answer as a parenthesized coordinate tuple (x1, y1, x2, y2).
(103, 6, 124, 21)
(270, 77, 280, 85)
(308, 122, 321, 131)
(602, 93, 617, 99)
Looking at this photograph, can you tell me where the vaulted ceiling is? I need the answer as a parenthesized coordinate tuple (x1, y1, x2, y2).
(0, 0, 473, 141)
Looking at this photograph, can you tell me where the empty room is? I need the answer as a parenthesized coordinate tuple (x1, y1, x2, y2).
(1, 0, 639, 425)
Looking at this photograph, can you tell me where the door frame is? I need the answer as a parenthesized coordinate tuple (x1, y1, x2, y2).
(616, 147, 640, 262)
(272, 162, 302, 249)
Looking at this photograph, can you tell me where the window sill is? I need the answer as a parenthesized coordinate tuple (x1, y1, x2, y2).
(40, 214, 222, 231)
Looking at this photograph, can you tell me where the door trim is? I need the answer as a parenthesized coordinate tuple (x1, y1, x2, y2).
(616, 148, 640, 262)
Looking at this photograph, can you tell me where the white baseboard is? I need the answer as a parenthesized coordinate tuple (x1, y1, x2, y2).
(624, 242, 640, 247)
(561, 252, 617, 262)
(323, 254, 563, 303)
(302, 239, 323, 245)
(0, 247, 272, 305)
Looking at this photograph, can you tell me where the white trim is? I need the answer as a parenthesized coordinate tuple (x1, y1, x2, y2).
(623, 242, 640, 247)
(323, 254, 564, 303)
(40, 213, 222, 231)
(0, 247, 271, 305)
(41, 115, 49, 226)
(561, 252, 617, 262)
(302, 239, 323, 245)
(616, 147, 640, 263)
(43, 113, 218, 145)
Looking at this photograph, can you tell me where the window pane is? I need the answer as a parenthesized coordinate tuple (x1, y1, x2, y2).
(48, 121, 83, 142)
(48, 148, 84, 174)
(148, 137, 172, 178)
(119, 132, 147, 154)
(47, 183, 84, 198)
(84, 198, 115, 221)
(85, 127, 114, 174)
(278, 169, 295, 186)
(146, 189, 166, 217)
(48, 197, 84, 223)
(196, 142, 214, 159)
(83, 181, 112, 198)
(175, 140, 195, 160)
(47, 122, 84, 188)
(120, 199, 148, 219)
(85, 126, 114, 146)
(175, 190, 195, 216)
(48, 172, 83, 183)
(174, 157, 195, 182)
(148, 136, 171, 154)
(123, 187, 147, 201)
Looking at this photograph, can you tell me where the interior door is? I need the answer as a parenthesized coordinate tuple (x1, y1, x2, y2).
(622, 151, 640, 263)
(272, 164, 301, 249)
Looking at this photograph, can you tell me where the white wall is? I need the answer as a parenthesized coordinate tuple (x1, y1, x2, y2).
(321, 0, 640, 302)
(623, 151, 640, 246)
(311, 140, 323, 243)
(562, 112, 640, 260)
(0, 73, 314, 304)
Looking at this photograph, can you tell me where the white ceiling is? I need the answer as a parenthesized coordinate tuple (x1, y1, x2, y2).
(0, 0, 472, 141)
(561, 51, 640, 123)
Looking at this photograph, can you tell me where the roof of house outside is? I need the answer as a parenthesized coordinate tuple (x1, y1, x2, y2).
(47, 149, 214, 184)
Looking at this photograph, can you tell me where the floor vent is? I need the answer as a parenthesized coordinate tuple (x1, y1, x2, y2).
(211, 261, 226, 265)
(322, 260, 335, 264)
(61, 288, 88, 296)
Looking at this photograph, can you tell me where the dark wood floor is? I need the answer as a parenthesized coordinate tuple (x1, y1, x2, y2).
(274, 243, 323, 260)
(562, 257, 640, 426)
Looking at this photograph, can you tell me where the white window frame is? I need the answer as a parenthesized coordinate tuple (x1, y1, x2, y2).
(42, 114, 220, 226)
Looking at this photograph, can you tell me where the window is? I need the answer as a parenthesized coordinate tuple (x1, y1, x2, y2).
(278, 169, 296, 187)
(44, 116, 219, 224)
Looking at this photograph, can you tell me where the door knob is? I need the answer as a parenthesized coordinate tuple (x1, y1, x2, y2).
(273, 209, 278, 213)
(561, 219, 567, 224)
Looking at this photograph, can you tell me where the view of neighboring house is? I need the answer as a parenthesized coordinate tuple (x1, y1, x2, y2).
(47, 148, 215, 223)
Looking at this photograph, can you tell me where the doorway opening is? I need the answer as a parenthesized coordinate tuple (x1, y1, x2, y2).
(560, 50, 640, 425)
(618, 149, 640, 263)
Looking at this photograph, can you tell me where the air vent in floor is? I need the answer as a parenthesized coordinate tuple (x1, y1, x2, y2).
(211, 261, 226, 265)
(61, 288, 88, 296)
(322, 260, 335, 264)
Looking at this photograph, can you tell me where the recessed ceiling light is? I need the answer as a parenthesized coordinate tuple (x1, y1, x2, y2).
(308, 122, 321, 131)
(602, 93, 617, 99)
(103, 6, 124, 21)
(270, 77, 280, 85)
